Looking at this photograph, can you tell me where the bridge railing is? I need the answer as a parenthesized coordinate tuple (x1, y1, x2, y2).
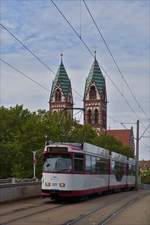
(0, 178, 40, 185)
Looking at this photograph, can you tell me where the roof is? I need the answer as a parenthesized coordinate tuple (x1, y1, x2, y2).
(106, 129, 132, 147)
(98, 129, 135, 150)
(50, 61, 72, 100)
(84, 56, 106, 98)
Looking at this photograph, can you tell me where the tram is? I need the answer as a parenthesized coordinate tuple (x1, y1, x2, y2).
(41, 141, 135, 199)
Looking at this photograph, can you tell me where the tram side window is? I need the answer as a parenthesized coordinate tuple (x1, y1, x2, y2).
(91, 156, 96, 173)
(74, 153, 84, 173)
(85, 155, 91, 173)
(129, 164, 135, 175)
(111, 161, 124, 181)
(96, 157, 108, 174)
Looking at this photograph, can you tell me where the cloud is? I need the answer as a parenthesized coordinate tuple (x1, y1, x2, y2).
(0, 0, 149, 159)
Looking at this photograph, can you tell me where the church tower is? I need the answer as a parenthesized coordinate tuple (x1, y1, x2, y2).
(84, 52, 107, 131)
(49, 54, 73, 118)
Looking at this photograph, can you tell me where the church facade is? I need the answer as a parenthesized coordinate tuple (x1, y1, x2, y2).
(49, 54, 107, 131)
(49, 54, 135, 152)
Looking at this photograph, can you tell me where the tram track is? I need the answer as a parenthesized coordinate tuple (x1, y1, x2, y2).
(0, 202, 63, 225)
(98, 192, 150, 225)
(0, 191, 149, 225)
(62, 191, 150, 225)
(98, 196, 140, 225)
(0, 201, 49, 217)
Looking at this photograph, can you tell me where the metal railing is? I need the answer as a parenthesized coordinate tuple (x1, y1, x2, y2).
(0, 178, 40, 185)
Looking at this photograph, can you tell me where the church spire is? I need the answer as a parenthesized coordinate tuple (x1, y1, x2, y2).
(84, 55, 107, 131)
(60, 52, 63, 64)
(49, 55, 73, 117)
(94, 50, 96, 60)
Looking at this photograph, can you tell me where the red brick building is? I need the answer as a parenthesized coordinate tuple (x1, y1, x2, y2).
(106, 128, 135, 151)
(139, 160, 150, 170)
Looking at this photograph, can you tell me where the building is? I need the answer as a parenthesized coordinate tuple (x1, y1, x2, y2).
(49, 53, 135, 153)
(83, 53, 107, 131)
(99, 128, 135, 152)
(139, 160, 150, 170)
(49, 54, 73, 118)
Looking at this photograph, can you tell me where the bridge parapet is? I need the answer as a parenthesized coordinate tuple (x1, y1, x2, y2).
(0, 181, 41, 203)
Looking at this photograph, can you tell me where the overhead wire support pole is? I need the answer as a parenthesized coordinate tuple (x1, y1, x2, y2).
(135, 120, 139, 191)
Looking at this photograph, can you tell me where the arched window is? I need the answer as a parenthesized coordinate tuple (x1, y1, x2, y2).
(89, 86, 96, 100)
(87, 109, 92, 124)
(55, 89, 61, 102)
(94, 109, 99, 124)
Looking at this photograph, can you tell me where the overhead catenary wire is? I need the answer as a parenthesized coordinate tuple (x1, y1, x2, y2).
(0, 23, 83, 100)
(0, 23, 55, 74)
(50, 0, 140, 119)
(0, 57, 144, 139)
(139, 123, 150, 140)
(1, 2, 147, 135)
(0, 58, 50, 93)
(108, 116, 129, 129)
(50, 0, 94, 57)
(82, 0, 148, 119)
(0, 10, 145, 121)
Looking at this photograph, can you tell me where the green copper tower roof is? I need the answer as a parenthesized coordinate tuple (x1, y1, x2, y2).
(84, 56, 106, 98)
(50, 58, 72, 101)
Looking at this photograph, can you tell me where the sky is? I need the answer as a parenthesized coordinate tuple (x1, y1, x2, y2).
(0, 0, 150, 160)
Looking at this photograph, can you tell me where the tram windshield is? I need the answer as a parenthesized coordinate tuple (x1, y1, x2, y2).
(43, 156, 72, 173)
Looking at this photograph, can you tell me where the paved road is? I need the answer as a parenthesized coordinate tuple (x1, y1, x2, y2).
(0, 190, 149, 225)
(107, 194, 150, 225)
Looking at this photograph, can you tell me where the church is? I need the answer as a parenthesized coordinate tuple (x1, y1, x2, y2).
(49, 52, 107, 131)
(49, 53, 134, 152)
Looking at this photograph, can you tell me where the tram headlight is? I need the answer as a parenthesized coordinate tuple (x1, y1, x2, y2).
(59, 183, 65, 187)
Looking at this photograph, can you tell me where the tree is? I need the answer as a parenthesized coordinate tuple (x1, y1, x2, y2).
(93, 134, 134, 157)
(0, 105, 134, 178)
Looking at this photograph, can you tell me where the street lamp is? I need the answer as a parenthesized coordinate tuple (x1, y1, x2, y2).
(32, 151, 37, 179)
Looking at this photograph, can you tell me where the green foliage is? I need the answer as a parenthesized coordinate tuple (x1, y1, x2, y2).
(141, 169, 150, 184)
(0, 105, 134, 179)
(93, 134, 134, 158)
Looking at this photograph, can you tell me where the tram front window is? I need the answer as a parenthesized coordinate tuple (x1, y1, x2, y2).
(43, 156, 72, 173)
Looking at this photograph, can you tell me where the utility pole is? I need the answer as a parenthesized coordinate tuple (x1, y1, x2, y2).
(135, 120, 139, 190)
(32, 151, 37, 179)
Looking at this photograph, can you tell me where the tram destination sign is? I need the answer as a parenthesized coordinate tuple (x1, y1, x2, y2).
(46, 147, 68, 153)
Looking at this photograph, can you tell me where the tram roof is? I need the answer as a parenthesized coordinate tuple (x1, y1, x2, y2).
(111, 151, 127, 163)
(128, 157, 136, 165)
(44, 141, 134, 163)
(83, 143, 110, 158)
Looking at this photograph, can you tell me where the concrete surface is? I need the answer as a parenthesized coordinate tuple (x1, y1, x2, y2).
(0, 182, 41, 203)
(107, 194, 150, 225)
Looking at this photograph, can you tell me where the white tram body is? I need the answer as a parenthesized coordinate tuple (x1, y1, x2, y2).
(41, 142, 135, 198)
